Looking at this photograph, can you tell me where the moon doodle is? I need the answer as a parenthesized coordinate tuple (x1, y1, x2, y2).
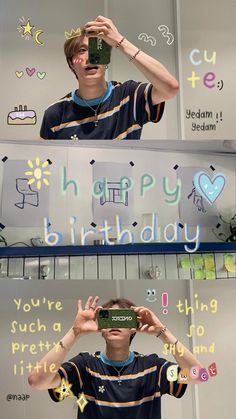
(34, 30, 44, 46)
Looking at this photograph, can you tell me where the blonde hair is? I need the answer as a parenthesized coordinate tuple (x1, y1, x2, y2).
(64, 29, 87, 78)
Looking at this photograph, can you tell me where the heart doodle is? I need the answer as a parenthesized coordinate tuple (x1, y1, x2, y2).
(26, 67, 36, 77)
(193, 171, 226, 204)
(37, 71, 46, 79)
(15, 71, 24, 78)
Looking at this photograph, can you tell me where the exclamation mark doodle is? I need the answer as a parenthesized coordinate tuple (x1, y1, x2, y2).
(216, 112, 223, 123)
(162, 292, 168, 314)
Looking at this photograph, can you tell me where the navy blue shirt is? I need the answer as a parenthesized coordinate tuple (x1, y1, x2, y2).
(48, 351, 187, 419)
(40, 80, 165, 140)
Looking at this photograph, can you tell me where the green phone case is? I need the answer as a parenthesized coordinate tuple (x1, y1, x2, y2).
(88, 37, 112, 65)
(97, 309, 138, 329)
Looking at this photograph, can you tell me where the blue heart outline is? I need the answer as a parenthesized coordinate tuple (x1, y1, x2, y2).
(193, 171, 226, 204)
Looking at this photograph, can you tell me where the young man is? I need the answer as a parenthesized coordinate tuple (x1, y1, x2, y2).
(40, 16, 179, 140)
(28, 296, 203, 419)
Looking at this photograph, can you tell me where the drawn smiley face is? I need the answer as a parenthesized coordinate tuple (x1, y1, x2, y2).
(193, 171, 226, 204)
(146, 289, 157, 302)
(204, 181, 218, 196)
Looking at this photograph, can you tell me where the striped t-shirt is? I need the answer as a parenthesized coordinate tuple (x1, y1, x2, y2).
(40, 80, 165, 140)
(48, 351, 187, 419)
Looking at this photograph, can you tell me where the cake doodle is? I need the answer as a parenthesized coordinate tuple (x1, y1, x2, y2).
(7, 105, 37, 125)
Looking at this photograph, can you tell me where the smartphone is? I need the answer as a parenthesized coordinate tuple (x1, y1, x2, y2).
(97, 308, 138, 329)
(88, 37, 112, 65)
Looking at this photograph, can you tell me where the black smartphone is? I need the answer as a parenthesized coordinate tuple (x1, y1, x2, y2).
(97, 308, 138, 329)
(88, 37, 112, 65)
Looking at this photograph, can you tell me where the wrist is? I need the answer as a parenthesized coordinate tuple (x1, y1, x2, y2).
(154, 323, 165, 335)
(157, 328, 177, 345)
(71, 325, 82, 338)
(117, 38, 142, 63)
(155, 325, 167, 338)
(114, 35, 125, 48)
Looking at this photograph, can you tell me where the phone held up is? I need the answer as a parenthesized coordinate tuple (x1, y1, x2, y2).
(97, 308, 138, 329)
(88, 37, 112, 65)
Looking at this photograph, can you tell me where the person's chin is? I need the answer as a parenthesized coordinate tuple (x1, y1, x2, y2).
(107, 333, 123, 340)
(81, 74, 103, 83)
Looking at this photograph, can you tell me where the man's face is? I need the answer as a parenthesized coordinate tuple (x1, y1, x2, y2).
(101, 304, 135, 345)
(70, 36, 106, 81)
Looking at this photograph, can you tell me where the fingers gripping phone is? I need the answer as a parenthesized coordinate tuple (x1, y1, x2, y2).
(97, 308, 138, 329)
(88, 37, 112, 65)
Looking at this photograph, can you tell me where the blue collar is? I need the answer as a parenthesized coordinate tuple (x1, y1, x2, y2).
(72, 81, 112, 107)
(100, 351, 135, 367)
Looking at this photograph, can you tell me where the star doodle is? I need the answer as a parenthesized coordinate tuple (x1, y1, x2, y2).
(76, 392, 88, 412)
(20, 19, 35, 37)
(98, 385, 105, 393)
(54, 378, 74, 401)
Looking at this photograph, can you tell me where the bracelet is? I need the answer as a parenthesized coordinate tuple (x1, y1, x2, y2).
(156, 325, 167, 338)
(129, 49, 141, 62)
(59, 340, 66, 349)
(116, 36, 125, 48)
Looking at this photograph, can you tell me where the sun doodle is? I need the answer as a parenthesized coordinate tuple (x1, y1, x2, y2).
(24, 157, 51, 190)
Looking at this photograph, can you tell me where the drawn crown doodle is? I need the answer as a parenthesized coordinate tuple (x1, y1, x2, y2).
(65, 27, 82, 40)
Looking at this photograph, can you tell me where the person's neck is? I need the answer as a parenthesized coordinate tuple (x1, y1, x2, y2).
(105, 347, 130, 362)
(77, 80, 107, 100)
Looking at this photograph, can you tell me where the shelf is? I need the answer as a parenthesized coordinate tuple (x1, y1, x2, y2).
(0, 242, 235, 257)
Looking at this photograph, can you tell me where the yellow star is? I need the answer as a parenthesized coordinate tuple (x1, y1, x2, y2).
(54, 378, 74, 401)
(20, 19, 35, 36)
(76, 392, 88, 413)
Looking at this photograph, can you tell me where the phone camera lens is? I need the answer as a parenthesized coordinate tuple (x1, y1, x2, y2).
(91, 53, 100, 64)
(101, 310, 109, 319)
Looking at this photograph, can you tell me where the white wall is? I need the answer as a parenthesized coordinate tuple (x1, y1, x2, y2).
(192, 281, 236, 418)
(178, 0, 236, 139)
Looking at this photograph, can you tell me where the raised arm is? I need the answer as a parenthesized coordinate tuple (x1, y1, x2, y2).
(84, 15, 179, 104)
(28, 296, 101, 390)
(131, 305, 203, 384)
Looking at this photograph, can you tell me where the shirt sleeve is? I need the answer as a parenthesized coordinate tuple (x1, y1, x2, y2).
(48, 353, 86, 402)
(156, 357, 188, 399)
(125, 80, 165, 127)
(40, 110, 57, 140)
